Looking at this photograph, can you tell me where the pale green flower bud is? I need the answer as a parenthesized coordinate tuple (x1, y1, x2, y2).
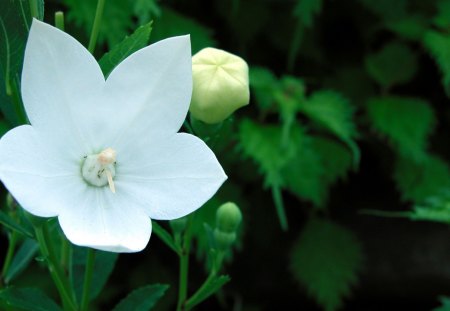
(216, 202, 242, 233)
(213, 229, 236, 251)
(190, 48, 250, 124)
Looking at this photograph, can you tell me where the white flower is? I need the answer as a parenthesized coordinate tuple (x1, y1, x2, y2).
(0, 20, 227, 253)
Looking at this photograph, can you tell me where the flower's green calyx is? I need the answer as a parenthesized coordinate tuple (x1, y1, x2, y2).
(216, 202, 242, 233)
(189, 47, 250, 124)
(81, 148, 117, 193)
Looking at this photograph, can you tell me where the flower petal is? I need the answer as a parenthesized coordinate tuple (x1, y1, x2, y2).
(22, 19, 105, 156)
(104, 35, 192, 152)
(58, 188, 152, 252)
(116, 133, 227, 220)
(0, 125, 81, 217)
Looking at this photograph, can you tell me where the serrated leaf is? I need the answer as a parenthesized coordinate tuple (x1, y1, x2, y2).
(0, 287, 62, 311)
(63, 0, 133, 48)
(4, 238, 39, 283)
(185, 275, 230, 310)
(423, 30, 450, 96)
(238, 119, 299, 187)
(300, 90, 359, 166)
(72, 247, 118, 302)
(151, 7, 215, 53)
(434, 296, 450, 311)
(394, 155, 450, 202)
(112, 284, 169, 311)
(290, 218, 364, 311)
(99, 22, 153, 77)
(365, 42, 418, 88)
(367, 96, 435, 161)
(293, 0, 323, 28)
(0, 209, 34, 238)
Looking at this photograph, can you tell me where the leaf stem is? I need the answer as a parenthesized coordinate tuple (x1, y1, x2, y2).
(80, 249, 96, 311)
(176, 216, 193, 311)
(55, 11, 65, 31)
(34, 223, 77, 311)
(0, 230, 18, 285)
(185, 251, 224, 310)
(272, 184, 288, 231)
(29, 0, 39, 19)
(88, 0, 106, 54)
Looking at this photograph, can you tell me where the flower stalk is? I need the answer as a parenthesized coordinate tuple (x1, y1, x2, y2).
(34, 223, 77, 311)
(88, 0, 106, 54)
(176, 216, 193, 311)
(81, 249, 96, 311)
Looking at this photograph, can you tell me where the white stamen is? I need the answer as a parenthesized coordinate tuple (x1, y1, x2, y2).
(81, 147, 117, 193)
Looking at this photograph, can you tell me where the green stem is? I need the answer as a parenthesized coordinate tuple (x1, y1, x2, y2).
(271, 184, 288, 231)
(55, 11, 65, 31)
(185, 251, 224, 310)
(88, 0, 106, 54)
(60, 236, 70, 275)
(176, 216, 193, 311)
(80, 249, 96, 311)
(29, 0, 39, 19)
(35, 224, 77, 311)
(1, 231, 18, 283)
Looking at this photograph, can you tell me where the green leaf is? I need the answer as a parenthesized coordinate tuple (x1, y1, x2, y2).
(300, 90, 359, 166)
(238, 119, 299, 187)
(112, 284, 169, 311)
(0, 0, 42, 125)
(290, 218, 364, 311)
(4, 239, 39, 283)
(394, 155, 450, 202)
(151, 7, 216, 53)
(72, 247, 118, 302)
(434, 296, 450, 311)
(133, 0, 161, 24)
(365, 42, 418, 88)
(423, 30, 450, 96)
(249, 66, 278, 111)
(410, 190, 450, 224)
(151, 221, 181, 255)
(0, 209, 34, 238)
(386, 15, 428, 41)
(293, 0, 323, 27)
(0, 287, 62, 311)
(367, 96, 435, 161)
(99, 22, 153, 77)
(434, 0, 450, 30)
(357, 0, 407, 21)
(63, 0, 133, 48)
(186, 275, 231, 310)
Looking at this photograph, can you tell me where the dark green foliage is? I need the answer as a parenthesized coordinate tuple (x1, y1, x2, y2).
(99, 22, 153, 77)
(394, 155, 450, 202)
(367, 96, 436, 161)
(290, 218, 364, 311)
(112, 284, 168, 311)
(0, 287, 62, 311)
(434, 296, 450, 311)
(365, 42, 418, 89)
(4, 239, 39, 283)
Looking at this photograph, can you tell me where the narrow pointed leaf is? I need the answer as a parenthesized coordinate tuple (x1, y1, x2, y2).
(112, 284, 169, 311)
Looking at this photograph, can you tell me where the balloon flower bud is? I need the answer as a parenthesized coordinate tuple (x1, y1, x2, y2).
(213, 229, 236, 251)
(216, 202, 242, 233)
(190, 48, 250, 124)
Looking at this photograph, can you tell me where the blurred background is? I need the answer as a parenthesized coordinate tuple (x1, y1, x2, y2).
(3, 0, 450, 310)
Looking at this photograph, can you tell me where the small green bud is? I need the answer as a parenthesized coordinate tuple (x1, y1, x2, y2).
(213, 228, 236, 251)
(170, 217, 188, 234)
(216, 202, 242, 233)
(190, 47, 250, 124)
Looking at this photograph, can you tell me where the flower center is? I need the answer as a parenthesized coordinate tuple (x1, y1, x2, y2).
(81, 148, 117, 193)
